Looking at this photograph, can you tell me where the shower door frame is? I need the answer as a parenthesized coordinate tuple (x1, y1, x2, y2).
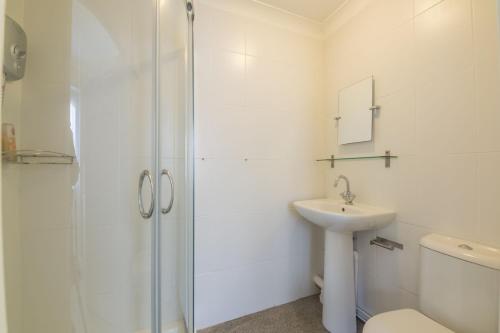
(150, 1, 195, 332)
(0, 4, 7, 333)
(151, 0, 161, 332)
(185, 1, 195, 331)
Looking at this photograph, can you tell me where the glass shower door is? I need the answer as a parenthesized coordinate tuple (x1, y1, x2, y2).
(69, 0, 157, 332)
(1, 0, 193, 332)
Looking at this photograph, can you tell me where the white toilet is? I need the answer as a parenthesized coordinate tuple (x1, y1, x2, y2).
(364, 233, 500, 333)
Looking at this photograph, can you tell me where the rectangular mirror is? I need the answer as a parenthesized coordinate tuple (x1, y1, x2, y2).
(337, 77, 374, 145)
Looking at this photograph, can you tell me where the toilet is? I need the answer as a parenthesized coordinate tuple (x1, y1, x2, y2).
(364, 233, 500, 333)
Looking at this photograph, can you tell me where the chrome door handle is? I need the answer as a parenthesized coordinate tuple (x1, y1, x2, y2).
(161, 169, 174, 214)
(138, 170, 155, 219)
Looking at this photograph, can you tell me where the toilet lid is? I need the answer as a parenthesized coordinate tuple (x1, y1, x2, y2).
(363, 309, 454, 333)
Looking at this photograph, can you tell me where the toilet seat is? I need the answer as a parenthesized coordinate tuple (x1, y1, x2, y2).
(363, 309, 454, 333)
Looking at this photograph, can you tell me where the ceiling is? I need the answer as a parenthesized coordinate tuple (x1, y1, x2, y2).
(255, 0, 346, 22)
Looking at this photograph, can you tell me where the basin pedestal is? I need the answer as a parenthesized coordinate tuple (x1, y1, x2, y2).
(323, 230, 356, 333)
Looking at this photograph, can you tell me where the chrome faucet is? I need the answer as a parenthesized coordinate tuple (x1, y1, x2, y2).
(334, 175, 356, 205)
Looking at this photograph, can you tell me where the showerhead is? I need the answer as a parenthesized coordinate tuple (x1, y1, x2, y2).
(4, 16, 27, 82)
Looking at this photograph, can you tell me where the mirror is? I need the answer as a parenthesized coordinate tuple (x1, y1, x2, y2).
(337, 77, 374, 145)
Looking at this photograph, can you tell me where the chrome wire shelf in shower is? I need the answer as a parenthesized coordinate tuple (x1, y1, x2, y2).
(316, 150, 398, 168)
(2, 150, 75, 165)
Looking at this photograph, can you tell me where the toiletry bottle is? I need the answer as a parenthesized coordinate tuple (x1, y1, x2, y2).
(2, 123, 17, 160)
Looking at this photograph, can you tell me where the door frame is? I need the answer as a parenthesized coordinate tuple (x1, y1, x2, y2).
(0, 1, 9, 332)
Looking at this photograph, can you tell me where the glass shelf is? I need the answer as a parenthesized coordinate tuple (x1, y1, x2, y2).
(316, 150, 398, 168)
(2, 150, 75, 165)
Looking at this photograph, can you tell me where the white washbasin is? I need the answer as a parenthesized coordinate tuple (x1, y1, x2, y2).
(293, 198, 397, 333)
(293, 199, 396, 233)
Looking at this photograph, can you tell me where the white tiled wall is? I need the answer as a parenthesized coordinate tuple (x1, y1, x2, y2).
(16, 1, 76, 331)
(194, 0, 326, 328)
(324, 0, 500, 317)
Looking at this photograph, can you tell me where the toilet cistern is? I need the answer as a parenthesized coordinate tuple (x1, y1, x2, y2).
(334, 175, 356, 205)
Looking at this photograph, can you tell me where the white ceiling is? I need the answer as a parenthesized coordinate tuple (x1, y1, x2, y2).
(255, 0, 346, 22)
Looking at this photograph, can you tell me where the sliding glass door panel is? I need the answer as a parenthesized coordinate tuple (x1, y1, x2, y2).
(158, 1, 194, 332)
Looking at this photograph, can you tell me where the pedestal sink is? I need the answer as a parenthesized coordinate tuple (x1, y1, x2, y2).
(293, 199, 396, 333)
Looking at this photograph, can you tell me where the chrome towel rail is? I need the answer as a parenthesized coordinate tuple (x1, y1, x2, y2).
(370, 237, 404, 251)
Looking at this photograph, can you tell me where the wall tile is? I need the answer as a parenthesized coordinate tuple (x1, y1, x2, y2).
(391, 157, 419, 225)
(415, 68, 476, 155)
(475, 68, 500, 153)
(375, 245, 400, 312)
(415, 0, 444, 15)
(196, 106, 252, 158)
(208, 5, 246, 54)
(210, 50, 246, 108)
(414, 154, 478, 239)
(245, 56, 286, 110)
(473, 0, 500, 152)
(365, 0, 414, 39)
(478, 153, 500, 247)
(246, 21, 302, 63)
(196, 256, 318, 329)
(415, 0, 473, 84)
(19, 166, 75, 232)
(22, 229, 72, 332)
(374, 88, 416, 155)
(398, 289, 418, 309)
(355, 230, 378, 316)
(372, 22, 415, 99)
(23, 0, 72, 84)
(20, 83, 74, 153)
(193, 2, 213, 49)
(377, 222, 432, 294)
(194, 47, 213, 114)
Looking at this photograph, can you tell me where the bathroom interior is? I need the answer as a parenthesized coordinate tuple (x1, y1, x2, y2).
(1, 0, 500, 332)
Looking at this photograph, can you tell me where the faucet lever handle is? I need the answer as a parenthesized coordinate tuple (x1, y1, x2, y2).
(340, 191, 356, 205)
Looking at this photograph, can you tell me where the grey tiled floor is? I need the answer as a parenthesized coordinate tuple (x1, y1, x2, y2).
(199, 295, 364, 333)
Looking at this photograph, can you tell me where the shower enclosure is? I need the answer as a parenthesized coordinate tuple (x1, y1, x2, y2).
(1, 0, 194, 332)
